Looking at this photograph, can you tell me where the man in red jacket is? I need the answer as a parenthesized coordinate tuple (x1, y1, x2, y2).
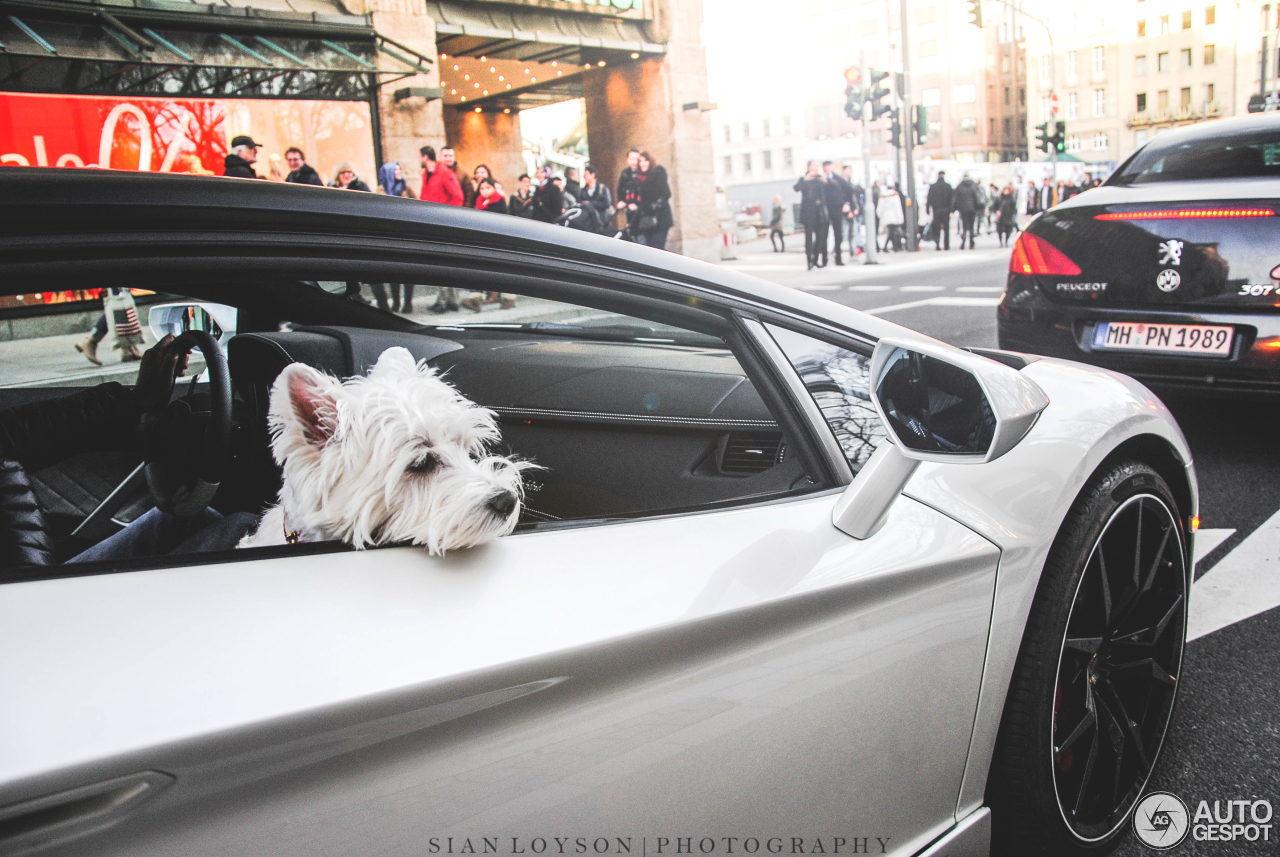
(419, 145, 463, 206)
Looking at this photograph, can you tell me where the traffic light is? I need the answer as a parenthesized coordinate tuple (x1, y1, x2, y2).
(889, 109, 902, 148)
(913, 104, 928, 145)
(843, 66, 863, 120)
(1053, 120, 1067, 153)
(867, 69, 892, 120)
(966, 0, 982, 27)
(1035, 122, 1051, 153)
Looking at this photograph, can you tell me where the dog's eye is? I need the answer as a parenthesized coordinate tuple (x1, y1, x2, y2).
(407, 451, 440, 474)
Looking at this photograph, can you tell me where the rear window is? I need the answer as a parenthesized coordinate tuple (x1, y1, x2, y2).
(1109, 127, 1280, 185)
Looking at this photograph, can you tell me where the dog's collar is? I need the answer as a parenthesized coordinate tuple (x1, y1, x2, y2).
(283, 513, 304, 545)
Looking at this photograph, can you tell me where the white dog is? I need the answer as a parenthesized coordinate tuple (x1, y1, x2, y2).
(239, 346, 532, 553)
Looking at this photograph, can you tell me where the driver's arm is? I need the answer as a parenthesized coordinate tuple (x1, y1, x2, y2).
(0, 336, 188, 472)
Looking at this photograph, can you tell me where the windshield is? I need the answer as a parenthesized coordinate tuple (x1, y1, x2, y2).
(1109, 127, 1280, 185)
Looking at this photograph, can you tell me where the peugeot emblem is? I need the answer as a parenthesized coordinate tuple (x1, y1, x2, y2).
(1156, 269, 1181, 292)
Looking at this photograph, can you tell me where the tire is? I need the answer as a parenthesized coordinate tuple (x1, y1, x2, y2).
(989, 461, 1189, 856)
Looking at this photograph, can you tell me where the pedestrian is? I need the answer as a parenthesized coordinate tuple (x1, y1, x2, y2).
(439, 147, 475, 207)
(616, 148, 642, 236)
(474, 177, 508, 214)
(508, 173, 536, 218)
(74, 288, 145, 365)
(843, 164, 863, 256)
(329, 162, 371, 192)
(953, 172, 983, 250)
(769, 194, 786, 252)
(876, 184, 905, 252)
(986, 183, 1000, 233)
(472, 164, 503, 205)
(284, 147, 324, 186)
(794, 161, 829, 269)
(634, 151, 674, 250)
(821, 161, 853, 266)
(267, 153, 287, 182)
(995, 184, 1019, 247)
(532, 168, 564, 223)
(419, 146, 464, 313)
(925, 170, 954, 250)
(564, 167, 582, 202)
(222, 135, 261, 179)
(577, 165, 613, 233)
(553, 175, 573, 210)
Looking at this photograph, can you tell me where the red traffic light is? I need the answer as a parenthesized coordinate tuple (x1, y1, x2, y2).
(844, 66, 861, 86)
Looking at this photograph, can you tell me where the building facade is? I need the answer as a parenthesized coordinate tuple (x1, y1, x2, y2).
(1023, 0, 1276, 169)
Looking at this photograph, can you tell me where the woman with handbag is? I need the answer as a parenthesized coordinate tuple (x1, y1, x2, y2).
(634, 152, 674, 250)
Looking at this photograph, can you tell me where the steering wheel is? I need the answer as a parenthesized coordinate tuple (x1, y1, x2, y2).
(143, 330, 232, 517)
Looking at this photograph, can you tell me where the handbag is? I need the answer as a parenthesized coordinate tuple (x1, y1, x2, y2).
(637, 214, 659, 232)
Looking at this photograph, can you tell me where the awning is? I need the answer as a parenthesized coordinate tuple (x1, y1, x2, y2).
(0, 0, 433, 100)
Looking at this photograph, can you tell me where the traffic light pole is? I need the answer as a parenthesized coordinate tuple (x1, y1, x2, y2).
(860, 50, 879, 265)
(898, 0, 919, 251)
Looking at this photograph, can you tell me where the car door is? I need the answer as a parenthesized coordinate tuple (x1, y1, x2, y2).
(0, 281, 999, 857)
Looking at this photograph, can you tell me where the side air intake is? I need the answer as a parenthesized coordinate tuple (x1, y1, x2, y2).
(720, 433, 784, 475)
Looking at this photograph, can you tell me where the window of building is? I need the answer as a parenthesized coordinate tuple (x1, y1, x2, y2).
(742, 121, 751, 140)
(922, 88, 941, 106)
(1041, 95, 1051, 120)
(815, 106, 829, 123)
(723, 125, 732, 143)
(1093, 46, 1106, 75)
(1067, 134, 1082, 152)
(1137, 92, 1148, 111)
(1181, 86, 1192, 111)
(1160, 14, 1170, 33)
(1136, 55, 1148, 76)
(783, 147, 793, 169)
(782, 116, 792, 135)
(927, 120, 942, 140)
(1066, 50, 1078, 80)
(1019, 87, 1026, 105)
(954, 84, 977, 103)
(1002, 56, 1011, 73)
(917, 5, 938, 23)
(1004, 85, 1011, 104)
(1093, 131, 1110, 150)
(1205, 44, 1215, 64)
(991, 117, 998, 136)
(1181, 48, 1192, 69)
(1138, 19, 1147, 37)
(958, 118, 978, 134)
(743, 153, 752, 173)
(1158, 51, 1170, 72)
(1206, 82, 1216, 103)
(1158, 89, 1169, 111)
(1206, 5, 1215, 25)
(723, 155, 732, 176)
(1135, 129, 1150, 147)
(1094, 88, 1106, 116)
(1067, 91, 1079, 119)
(763, 118, 771, 137)
(763, 150, 773, 169)
(1182, 9, 1192, 28)
(869, 129, 883, 147)
(1039, 54, 1052, 84)
(919, 39, 939, 58)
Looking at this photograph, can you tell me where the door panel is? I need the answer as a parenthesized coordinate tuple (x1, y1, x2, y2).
(0, 493, 998, 857)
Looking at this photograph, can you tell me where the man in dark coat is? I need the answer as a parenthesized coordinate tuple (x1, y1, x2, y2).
(222, 135, 260, 179)
(577, 165, 614, 234)
(821, 161, 854, 265)
(952, 173, 984, 250)
(284, 147, 324, 186)
(564, 167, 582, 202)
(532, 169, 564, 223)
(794, 161, 829, 270)
(925, 171, 954, 251)
(615, 148, 641, 232)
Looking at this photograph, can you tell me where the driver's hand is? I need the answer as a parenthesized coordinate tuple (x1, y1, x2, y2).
(135, 334, 191, 413)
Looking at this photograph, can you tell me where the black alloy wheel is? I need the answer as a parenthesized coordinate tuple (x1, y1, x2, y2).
(1051, 493, 1187, 841)
(989, 461, 1189, 856)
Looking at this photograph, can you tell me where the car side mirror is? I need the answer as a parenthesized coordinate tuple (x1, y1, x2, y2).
(148, 302, 238, 349)
(833, 338, 1048, 539)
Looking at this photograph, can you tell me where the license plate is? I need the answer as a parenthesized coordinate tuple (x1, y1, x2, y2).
(1093, 322, 1234, 357)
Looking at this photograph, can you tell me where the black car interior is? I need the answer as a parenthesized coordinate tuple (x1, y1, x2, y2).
(3, 278, 817, 564)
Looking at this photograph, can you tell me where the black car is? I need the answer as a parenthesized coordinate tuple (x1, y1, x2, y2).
(998, 112, 1280, 395)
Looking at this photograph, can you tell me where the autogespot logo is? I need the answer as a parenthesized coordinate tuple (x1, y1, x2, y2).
(1134, 792, 1191, 850)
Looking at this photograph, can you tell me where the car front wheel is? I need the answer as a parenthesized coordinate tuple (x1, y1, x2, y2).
(989, 461, 1189, 855)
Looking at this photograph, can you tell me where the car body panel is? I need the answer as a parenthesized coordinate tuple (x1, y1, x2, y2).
(0, 493, 997, 856)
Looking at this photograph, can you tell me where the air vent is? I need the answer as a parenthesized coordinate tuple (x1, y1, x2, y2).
(720, 433, 784, 475)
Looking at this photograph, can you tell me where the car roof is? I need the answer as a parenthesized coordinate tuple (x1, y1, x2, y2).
(1124, 111, 1280, 151)
(0, 168, 911, 344)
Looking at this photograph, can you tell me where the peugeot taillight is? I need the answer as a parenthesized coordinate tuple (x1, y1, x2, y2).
(1009, 232, 1082, 276)
(1094, 208, 1275, 221)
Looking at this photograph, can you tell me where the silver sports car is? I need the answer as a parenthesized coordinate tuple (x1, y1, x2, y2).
(0, 171, 1196, 857)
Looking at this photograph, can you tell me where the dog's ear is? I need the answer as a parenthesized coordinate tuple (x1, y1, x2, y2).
(369, 346, 420, 379)
(277, 363, 340, 445)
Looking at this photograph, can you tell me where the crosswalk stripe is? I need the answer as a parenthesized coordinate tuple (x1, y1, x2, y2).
(1189, 513, 1280, 640)
(866, 296, 1003, 315)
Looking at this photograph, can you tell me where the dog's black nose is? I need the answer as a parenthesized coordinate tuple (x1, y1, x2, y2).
(488, 491, 518, 516)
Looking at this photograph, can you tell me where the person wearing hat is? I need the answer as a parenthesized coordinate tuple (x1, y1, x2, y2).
(224, 135, 261, 179)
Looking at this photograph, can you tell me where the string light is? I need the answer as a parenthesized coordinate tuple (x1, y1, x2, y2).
(630, 52, 639, 58)
(598, 60, 606, 66)
(440, 53, 447, 59)
(474, 82, 480, 88)
(557, 70, 562, 76)
(506, 83, 511, 89)
(483, 89, 489, 95)
(503, 108, 511, 114)
(461, 95, 467, 101)
(551, 61, 557, 67)
(463, 73, 470, 80)
(531, 77, 536, 82)
(452, 64, 459, 70)
(474, 106, 482, 112)
(450, 89, 456, 94)
(480, 56, 487, 61)
(524, 67, 530, 73)
(489, 66, 496, 72)
(498, 75, 504, 81)
(584, 62, 591, 68)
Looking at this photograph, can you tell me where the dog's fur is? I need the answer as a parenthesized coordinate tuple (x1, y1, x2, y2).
(239, 347, 533, 553)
